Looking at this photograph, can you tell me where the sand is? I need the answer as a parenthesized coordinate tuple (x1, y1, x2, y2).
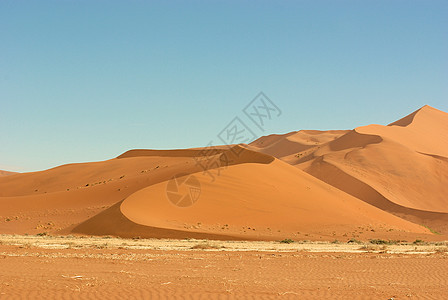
(1, 105, 448, 298)
(1, 106, 448, 242)
(0, 235, 447, 299)
(250, 105, 448, 236)
(0, 145, 440, 241)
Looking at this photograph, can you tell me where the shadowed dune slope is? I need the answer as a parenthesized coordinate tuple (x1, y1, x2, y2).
(250, 105, 448, 234)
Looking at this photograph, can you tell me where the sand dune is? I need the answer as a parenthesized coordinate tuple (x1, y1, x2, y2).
(71, 146, 432, 240)
(250, 105, 448, 234)
(1, 106, 447, 241)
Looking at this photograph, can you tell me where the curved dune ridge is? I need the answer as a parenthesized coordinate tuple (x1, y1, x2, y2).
(0, 106, 447, 240)
(250, 105, 448, 234)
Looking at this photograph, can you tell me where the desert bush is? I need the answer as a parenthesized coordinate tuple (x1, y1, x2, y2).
(413, 239, 425, 245)
(279, 239, 294, 244)
(369, 239, 388, 245)
(347, 238, 362, 244)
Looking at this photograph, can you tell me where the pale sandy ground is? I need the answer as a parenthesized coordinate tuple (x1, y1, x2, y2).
(1, 235, 447, 299)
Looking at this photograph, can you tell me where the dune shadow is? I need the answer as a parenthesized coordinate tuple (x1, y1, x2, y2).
(329, 130, 382, 152)
(305, 159, 448, 234)
(71, 201, 251, 240)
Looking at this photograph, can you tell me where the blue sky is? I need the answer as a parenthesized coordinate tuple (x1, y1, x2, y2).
(1, 0, 447, 172)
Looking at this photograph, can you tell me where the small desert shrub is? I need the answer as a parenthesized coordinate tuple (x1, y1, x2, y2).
(387, 240, 398, 245)
(36, 232, 47, 237)
(413, 239, 425, 245)
(369, 239, 388, 245)
(279, 239, 294, 244)
(369, 239, 402, 245)
(347, 238, 362, 244)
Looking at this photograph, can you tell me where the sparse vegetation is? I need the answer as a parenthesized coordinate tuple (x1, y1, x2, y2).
(347, 238, 362, 244)
(190, 242, 222, 250)
(369, 239, 388, 245)
(423, 225, 441, 235)
(413, 239, 425, 245)
(279, 239, 294, 244)
(369, 239, 401, 245)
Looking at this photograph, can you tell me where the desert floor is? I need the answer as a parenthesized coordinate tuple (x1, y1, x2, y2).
(0, 235, 447, 299)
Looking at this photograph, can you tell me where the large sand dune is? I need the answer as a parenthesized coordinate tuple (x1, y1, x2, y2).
(250, 105, 448, 234)
(1, 106, 447, 241)
(73, 146, 430, 240)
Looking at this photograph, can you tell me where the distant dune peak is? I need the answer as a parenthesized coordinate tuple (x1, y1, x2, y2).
(388, 105, 446, 127)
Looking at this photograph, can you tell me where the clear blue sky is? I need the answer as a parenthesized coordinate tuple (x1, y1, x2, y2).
(1, 0, 447, 172)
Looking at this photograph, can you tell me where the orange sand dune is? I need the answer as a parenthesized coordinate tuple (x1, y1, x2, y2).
(0, 150, 205, 235)
(0, 146, 272, 237)
(250, 105, 448, 234)
(1, 106, 446, 240)
(72, 146, 432, 241)
(0, 145, 436, 241)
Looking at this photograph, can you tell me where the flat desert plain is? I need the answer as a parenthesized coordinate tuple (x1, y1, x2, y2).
(1, 105, 447, 298)
(0, 235, 447, 299)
